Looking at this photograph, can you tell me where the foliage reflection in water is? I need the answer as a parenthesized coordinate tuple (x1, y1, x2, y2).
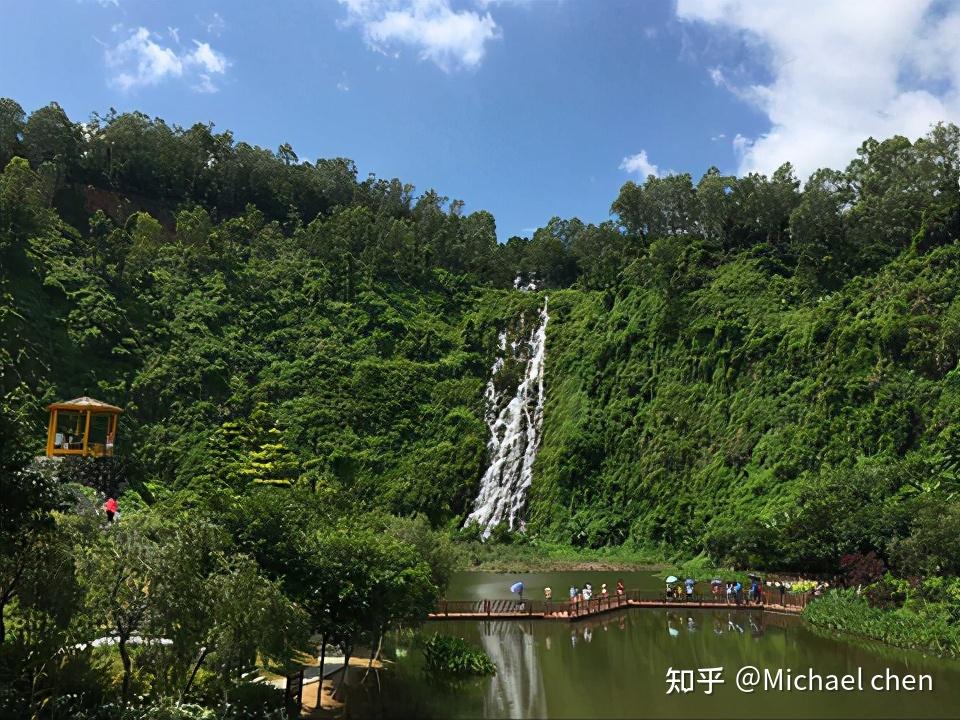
(346, 607, 960, 719)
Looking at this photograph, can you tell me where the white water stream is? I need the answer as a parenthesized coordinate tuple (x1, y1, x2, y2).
(464, 298, 549, 539)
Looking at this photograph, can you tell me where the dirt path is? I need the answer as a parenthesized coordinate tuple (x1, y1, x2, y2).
(299, 655, 384, 719)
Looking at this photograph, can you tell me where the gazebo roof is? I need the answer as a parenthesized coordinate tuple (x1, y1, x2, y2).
(48, 396, 124, 413)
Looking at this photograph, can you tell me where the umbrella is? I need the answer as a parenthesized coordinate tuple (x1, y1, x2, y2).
(684, 578, 695, 584)
(73, 635, 173, 651)
(510, 581, 524, 597)
(711, 578, 723, 585)
(665, 575, 678, 583)
(747, 573, 760, 580)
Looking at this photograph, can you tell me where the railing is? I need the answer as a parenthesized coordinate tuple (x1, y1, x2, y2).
(566, 593, 630, 618)
(432, 588, 813, 620)
(435, 599, 573, 617)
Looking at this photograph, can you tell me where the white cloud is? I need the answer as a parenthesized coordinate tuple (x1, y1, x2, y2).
(202, 12, 226, 36)
(189, 41, 229, 74)
(619, 150, 660, 179)
(193, 75, 218, 94)
(338, 0, 501, 72)
(677, 0, 960, 179)
(105, 27, 230, 92)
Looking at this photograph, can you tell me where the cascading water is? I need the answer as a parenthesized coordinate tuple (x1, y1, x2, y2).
(464, 297, 549, 539)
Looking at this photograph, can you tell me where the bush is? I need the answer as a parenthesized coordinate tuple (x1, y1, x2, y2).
(422, 634, 496, 677)
(889, 498, 960, 576)
(839, 551, 887, 587)
(805, 587, 960, 657)
(864, 575, 908, 609)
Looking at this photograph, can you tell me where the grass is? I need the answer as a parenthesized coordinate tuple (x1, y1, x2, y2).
(452, 539, 763, 581)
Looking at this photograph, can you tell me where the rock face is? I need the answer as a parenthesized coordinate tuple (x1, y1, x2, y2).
(464, 298, 549, 539)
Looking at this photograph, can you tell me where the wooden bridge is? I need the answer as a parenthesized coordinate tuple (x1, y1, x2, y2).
(428, 590, 809, 622)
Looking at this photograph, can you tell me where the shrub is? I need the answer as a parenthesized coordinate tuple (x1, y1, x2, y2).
(864, 576, 908, 609)
(839, 551, 887, 587)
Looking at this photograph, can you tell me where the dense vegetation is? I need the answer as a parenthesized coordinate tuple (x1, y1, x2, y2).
(1, 97, 959, 712)
(805, 578, 960, 658)
(421, 634, 496, 678)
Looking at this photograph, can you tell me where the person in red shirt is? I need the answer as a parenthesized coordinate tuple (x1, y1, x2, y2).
(104, 497, 118, 523)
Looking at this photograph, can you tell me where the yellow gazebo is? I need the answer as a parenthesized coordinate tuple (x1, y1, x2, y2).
(46, 396, 123, 458)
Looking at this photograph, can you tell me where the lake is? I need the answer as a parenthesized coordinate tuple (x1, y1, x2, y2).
(344, 571, 960, 719)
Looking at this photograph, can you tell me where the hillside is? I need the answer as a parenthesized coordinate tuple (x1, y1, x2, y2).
(2, 98, 959, 574)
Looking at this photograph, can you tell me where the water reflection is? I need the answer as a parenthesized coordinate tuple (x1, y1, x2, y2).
(349, 607, 960, 719)
(477, 621, 547, 719)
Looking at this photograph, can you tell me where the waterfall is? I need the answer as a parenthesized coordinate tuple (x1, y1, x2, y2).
(464, 297, 549, 539)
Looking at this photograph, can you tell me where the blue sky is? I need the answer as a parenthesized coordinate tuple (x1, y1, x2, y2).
(2, 1, 958, 239)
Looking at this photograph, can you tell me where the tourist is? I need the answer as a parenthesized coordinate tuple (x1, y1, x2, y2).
(684, 578, 695, 600)
(600, 582, 608, 598)
(583, 584, 593, 601)
(103, 496, 118, 523)
(545, 586, 552, 602)
(616, 579, 625, 597)
(569, 585, 576, 600)
(733, 580, 743, 605)
(725, 582, 734, 604)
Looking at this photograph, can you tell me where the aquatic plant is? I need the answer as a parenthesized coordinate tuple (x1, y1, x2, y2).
(804, 588, 960, 658)
(422, 634, 496, 677)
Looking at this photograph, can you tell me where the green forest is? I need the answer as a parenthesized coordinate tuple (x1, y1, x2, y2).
(1, 97, 959, 716)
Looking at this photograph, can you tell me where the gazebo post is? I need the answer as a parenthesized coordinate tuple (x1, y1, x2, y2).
(82, 410, 92, 457)
(46, 409, 57, 455)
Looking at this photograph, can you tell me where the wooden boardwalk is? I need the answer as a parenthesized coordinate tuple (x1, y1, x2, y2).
(428, 590, 808, 622)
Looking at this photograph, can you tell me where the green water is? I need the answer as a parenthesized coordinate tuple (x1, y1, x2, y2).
(345, 572, 960, 719)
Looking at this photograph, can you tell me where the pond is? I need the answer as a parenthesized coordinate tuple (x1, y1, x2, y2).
(344, 572, 960, 719)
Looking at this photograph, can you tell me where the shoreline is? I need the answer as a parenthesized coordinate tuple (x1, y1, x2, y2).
(463, 558, 669, 572)
(454, 539, 671, 573)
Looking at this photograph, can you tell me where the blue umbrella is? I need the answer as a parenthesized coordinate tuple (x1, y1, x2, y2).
(510, 581, 524, 598)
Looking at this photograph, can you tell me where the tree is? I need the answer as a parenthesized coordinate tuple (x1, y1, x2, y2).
(0, 98, 25, 168)
(177, 556, 308, 703)
(524, 217, 579, 288)
(570, 221, 635, 289)
(789, 168, 853, 289)
(22, 102, 80, 185)
(0, 462, 65, 645)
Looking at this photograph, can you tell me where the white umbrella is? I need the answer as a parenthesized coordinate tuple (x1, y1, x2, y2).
(74, 634, 173, 651)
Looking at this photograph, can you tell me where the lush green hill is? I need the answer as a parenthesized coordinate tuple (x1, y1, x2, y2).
(534, 245, 960, 568)
(3, 97, 960, 717)
(2, 98, 959, 575)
